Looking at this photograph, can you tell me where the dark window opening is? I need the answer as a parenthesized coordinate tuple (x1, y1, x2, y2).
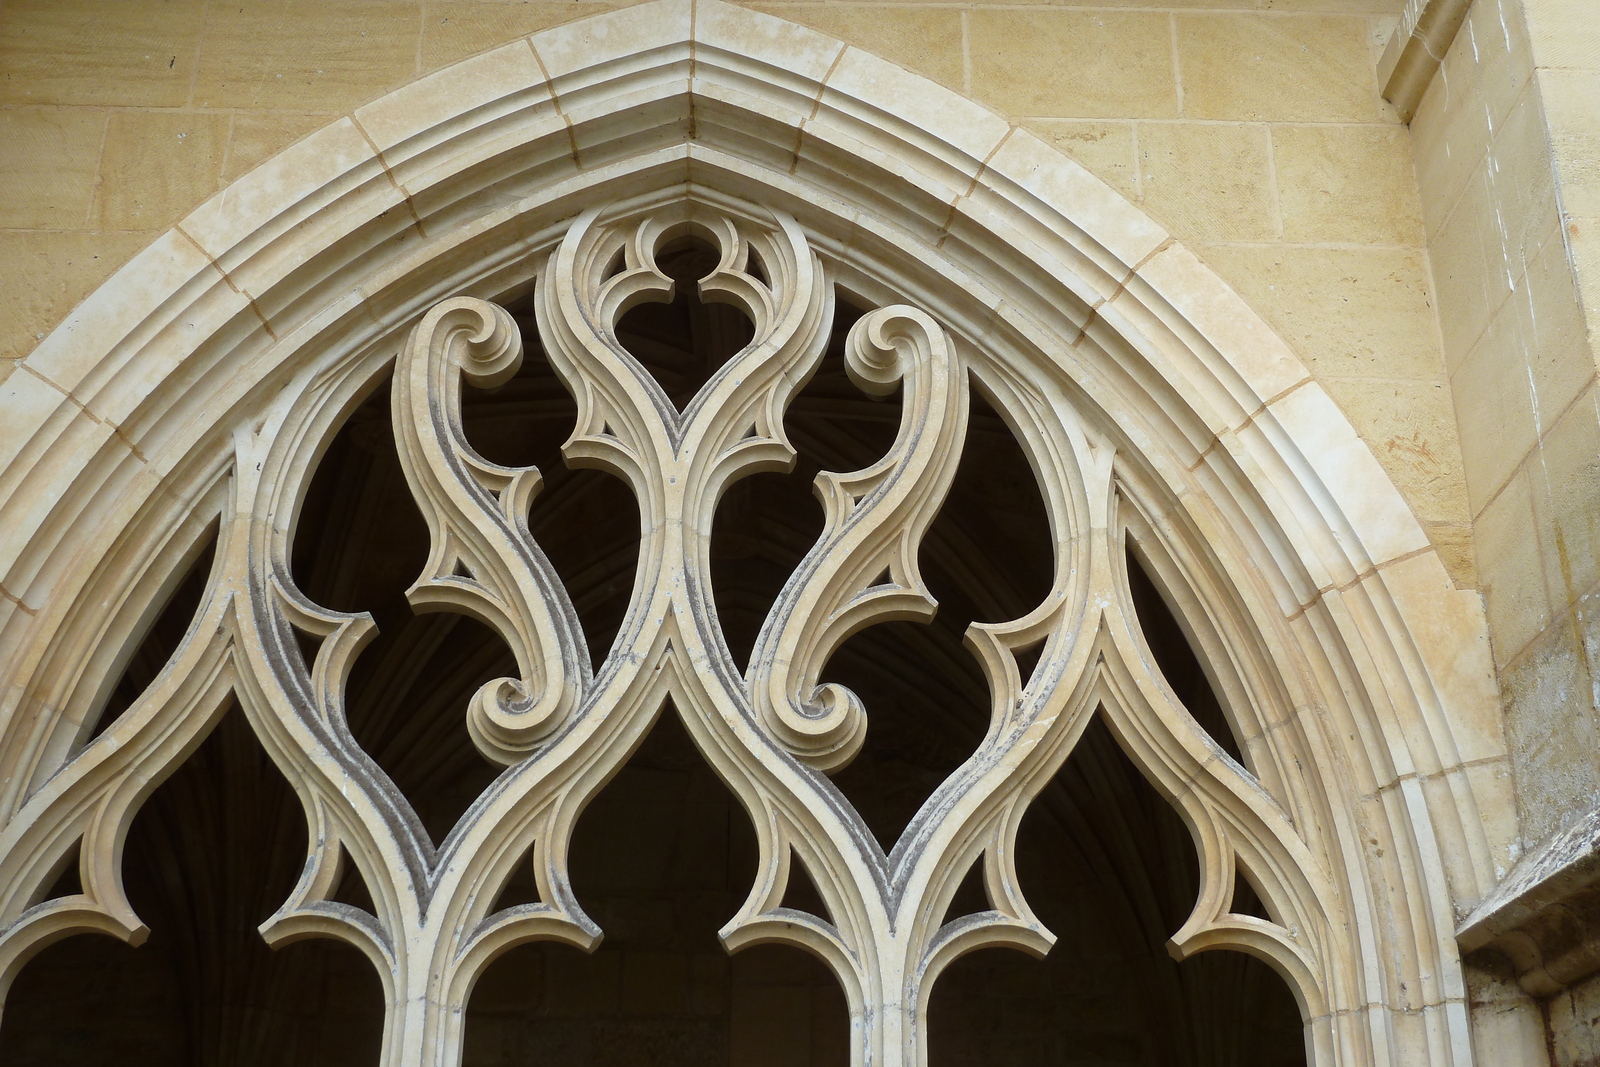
(927, 715, 1305, 1067)
(463, 706, 849, 1067)
(85, 532, 218, 744)
(0, 705, 385, 1067)
(1123, 544, 1244, 766)
(614, 234, 757, 411)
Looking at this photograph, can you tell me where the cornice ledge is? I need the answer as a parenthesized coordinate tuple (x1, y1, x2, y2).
(1379, 0, 1474, 123)
(1458, 804, 1600, 996)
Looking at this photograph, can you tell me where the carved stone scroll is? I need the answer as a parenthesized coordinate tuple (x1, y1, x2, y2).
(0, 190, 1341, 1067)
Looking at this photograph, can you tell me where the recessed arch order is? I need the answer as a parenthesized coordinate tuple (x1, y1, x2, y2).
(0, 3, 1507, 1066)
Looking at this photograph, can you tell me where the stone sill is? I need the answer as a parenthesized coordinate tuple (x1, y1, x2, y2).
(1459, 805, 1600, 997)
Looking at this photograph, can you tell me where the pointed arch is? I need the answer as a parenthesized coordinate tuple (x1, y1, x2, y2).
(0, 3, 1504, 1065)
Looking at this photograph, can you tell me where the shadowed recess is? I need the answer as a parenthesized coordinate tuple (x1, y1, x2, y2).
(0, 705, 384, 1067)
(1123, 545, 1243, 765)
(709, 294, 874, 672)
(926, 715, 1304, 1067)
(291, 381, 505, 845)
(940, 857, 990, 928)
(84, 533, 218, 744)
(289, 342, 642, 843)
(465, 309, 641, 670)
(825, 385, 1057, 851)
(715, 298, 1059, 853)
(463, 705, 848, 1066)
(34, 841, 83, 904)
(614, 235, 757, 411)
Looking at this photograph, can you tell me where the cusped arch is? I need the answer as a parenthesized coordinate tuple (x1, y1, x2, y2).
(0, 3, 1504, 1066)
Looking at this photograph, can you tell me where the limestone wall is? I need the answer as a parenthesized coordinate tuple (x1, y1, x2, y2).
(1411, 0, 1600, 855)
(0, 0, 1473, 588)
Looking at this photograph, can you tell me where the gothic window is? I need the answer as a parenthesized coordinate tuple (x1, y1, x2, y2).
(1, 192, 1330, 1067)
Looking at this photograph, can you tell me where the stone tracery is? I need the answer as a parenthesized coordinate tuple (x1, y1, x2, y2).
(0, 4, 1509, 1064)
(0, 190, 1332, 1067)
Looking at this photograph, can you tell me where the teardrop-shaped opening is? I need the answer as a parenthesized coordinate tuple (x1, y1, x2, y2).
(489, 847, 544, 914)
(330, 847, 378, 916)
(291, 373, 517, 846)
(926, 715, 1305, 1066)
(1232, 861, 1272, 922)
(1012, 640, 1045, 694)
(826, 385, 1056, 851)
(1124, 541, 1245, 766)
(710, 293, 876, 673)
(291, 625, 323, 679)
(615, 234, 756, 411)
(32, 840, 82, 906)
(84, 531, 217, 744)
(464, 703, 848, 1065)
(939, 855, 990, 928)
(779, 850, 834, 924)
(0, 704, 385, 1065)
(467, 312, 641, 672)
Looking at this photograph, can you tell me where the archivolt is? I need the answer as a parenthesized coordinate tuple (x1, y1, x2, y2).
(0, 3, 1504, 1066)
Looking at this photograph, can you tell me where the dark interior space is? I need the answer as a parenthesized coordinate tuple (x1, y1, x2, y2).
(0, 705, 384, 1067)
(926, 715, 1303, 1067)
(0, 247, 1304, 1065)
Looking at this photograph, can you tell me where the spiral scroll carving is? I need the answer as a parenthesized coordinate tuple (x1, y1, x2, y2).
(0, 190, 1338, 1067)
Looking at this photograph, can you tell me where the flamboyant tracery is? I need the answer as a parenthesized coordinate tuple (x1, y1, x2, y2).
(0, 191, 1324, 1066)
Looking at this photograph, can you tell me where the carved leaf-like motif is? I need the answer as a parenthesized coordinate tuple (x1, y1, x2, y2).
(0, 190, 1339, 1067)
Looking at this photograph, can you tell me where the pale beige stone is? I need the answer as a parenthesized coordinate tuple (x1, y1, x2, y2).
(1131, 242, 1307, 403)
(1489, 83, 1564, 276)
(529, 0, 689, 81)
(192, 0, 421, 111)
(0, 231, 153, 362)
(223, 112, 340, 183)
(1528, 387, 1600, 614)
(1451, 308, 1540, 517)
(826, 46, 1010, 168)
(0, 0, 206, 107)
(93, 112, 232, 232)
(0, 365, 76, 474)
(0, 110, 105, 229)
(421, 0, 624, 72)
(1475, 467, 1553, 665)
(1501, 620, 1600, 825)
(1429, 165, 1502, 369)
(1573, 214, 1600, 373)
(1264, 0, 1407, 11)
(0, 10, 1524, 1066)
(751, 5, 964, 91)
(1175, 14, 1376, 122)
(1201, 245, 1446, 381)
(180, 118, 377, 266)
(21, 228, 229, 399)
(1138, 122, 1276, 243)
(1542, 69, 1600, 221)
(1021, 120, 1138, 201)
(694, 0, 845, 95)
(968, 11, 1177, 119)
(1273, 124, 1424, 244)
(1321, 376, 1471, 528)
(1271, 381, 1432, 565)
(1409, 43, 1496, 242)
(1518, 222, 1596, 432)
(1464, 0, 1536, 130)
(355, 39, 549, 154)
(1425, 521, 1479, 589)
(1410, 0, 1534, 241)
(987, 128, 1169, 269)
(1523, 0, 1600, 72)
